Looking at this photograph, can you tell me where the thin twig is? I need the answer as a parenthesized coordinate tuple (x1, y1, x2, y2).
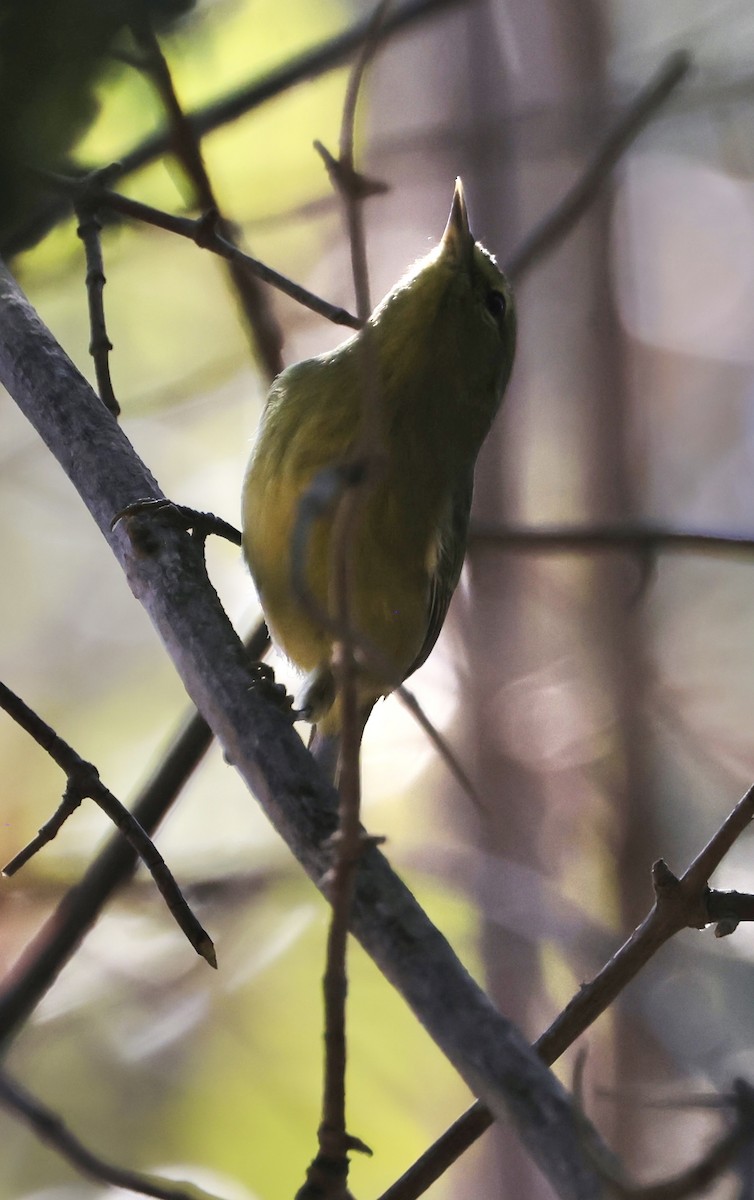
(678, 783, 754, 894)
(75, 198, 119, 416)
(505, 50, 691, 282)
(297, 7, 393, 1198)
(472, 522, 754, 559)
(0, 681, 216, 967)
(0, 1071, 203, 1200)
(335, 0, 391, 328)
(128, 15, 283, 380)
(395, 685, 480, 805)
(376, 784, 754, 1200)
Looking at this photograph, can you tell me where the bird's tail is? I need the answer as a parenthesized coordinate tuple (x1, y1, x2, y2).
(308, 726, 341, 784)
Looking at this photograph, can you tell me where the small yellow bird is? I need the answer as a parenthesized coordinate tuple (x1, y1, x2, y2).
(242, 180, 515, 773)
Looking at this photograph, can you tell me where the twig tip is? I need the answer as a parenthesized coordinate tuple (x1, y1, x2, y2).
(198, 934, 218, 969)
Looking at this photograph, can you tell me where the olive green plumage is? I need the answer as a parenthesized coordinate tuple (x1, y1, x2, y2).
(242, 180, 515, 748)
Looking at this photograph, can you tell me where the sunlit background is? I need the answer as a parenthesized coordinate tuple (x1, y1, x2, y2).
(2, 0, 754, 1197)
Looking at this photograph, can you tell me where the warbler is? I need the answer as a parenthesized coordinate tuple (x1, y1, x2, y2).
(242, 180, 515, 772)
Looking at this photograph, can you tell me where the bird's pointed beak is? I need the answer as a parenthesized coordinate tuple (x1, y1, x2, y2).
(440, 177, 474, 264)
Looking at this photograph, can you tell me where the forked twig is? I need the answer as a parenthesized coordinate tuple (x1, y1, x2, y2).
(0, 622, 270, 1050)
(36, 172, 360, 331)
(0, 681, 216, 968)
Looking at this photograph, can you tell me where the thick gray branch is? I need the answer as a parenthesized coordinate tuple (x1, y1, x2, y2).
(0, 260, 613, 1200)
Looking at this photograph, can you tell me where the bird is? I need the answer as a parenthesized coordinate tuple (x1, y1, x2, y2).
(242, 179, 516, 778)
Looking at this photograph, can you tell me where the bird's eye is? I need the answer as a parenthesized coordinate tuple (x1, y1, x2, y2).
(485, 289, 507, 320)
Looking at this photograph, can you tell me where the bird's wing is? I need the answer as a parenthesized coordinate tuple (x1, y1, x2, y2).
(406, 468, 474, 679)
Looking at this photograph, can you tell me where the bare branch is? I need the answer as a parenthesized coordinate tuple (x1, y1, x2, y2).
(0, 1071, 204, 1200)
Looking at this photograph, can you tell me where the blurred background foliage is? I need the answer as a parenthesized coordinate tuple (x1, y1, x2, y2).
(3, 0, 754, 1197)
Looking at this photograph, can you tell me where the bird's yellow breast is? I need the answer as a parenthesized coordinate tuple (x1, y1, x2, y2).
(243, 438, 434, 700)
